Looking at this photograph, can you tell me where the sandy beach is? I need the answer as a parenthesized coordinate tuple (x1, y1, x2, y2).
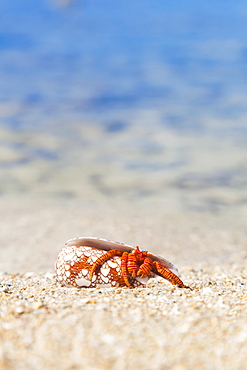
(2, 2, 247, 369)
(0, 198, 247, 370)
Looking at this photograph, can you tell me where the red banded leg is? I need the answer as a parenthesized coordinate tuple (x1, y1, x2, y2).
(120, 252, 130, 287)
(127, 253, 139, 278)
(153, 261, 187, 288)
(137, 257, 153, 278)
(89, 249, 123, 280)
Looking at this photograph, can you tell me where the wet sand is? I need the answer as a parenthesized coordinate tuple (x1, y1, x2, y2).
(0, 198, 247, 369)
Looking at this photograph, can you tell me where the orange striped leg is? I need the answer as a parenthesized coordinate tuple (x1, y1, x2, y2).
(137, 257, 153, 278)
(127, 253, 139, 278)
(120, 252, 131, 287)
(89, 249, 123, 280)
(153, 261, 188, 288)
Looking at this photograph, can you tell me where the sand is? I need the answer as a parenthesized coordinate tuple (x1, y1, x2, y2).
(0, 198, 247, 370)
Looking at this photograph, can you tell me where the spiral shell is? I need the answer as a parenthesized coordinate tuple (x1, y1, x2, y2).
(55, 237, 180, 288)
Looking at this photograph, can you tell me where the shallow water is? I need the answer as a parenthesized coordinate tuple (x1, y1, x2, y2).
(1, 0, 247, 212)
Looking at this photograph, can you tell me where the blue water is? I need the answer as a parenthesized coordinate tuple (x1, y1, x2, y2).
(1, 0, 247, 129)
(1, 0, 247, 210)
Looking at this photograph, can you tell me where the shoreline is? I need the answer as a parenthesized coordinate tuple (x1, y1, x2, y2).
(1, 197, 247, 272)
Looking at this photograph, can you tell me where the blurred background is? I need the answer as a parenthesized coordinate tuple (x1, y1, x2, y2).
(1, 0, 247, 213)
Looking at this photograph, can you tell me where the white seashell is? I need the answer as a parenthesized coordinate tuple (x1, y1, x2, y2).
(55, 237, 187, 289)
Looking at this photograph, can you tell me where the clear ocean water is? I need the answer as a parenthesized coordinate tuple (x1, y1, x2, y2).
(1, 0, 247, 211)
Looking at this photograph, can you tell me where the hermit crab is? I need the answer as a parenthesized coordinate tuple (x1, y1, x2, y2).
(55, 237, 188, 289)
